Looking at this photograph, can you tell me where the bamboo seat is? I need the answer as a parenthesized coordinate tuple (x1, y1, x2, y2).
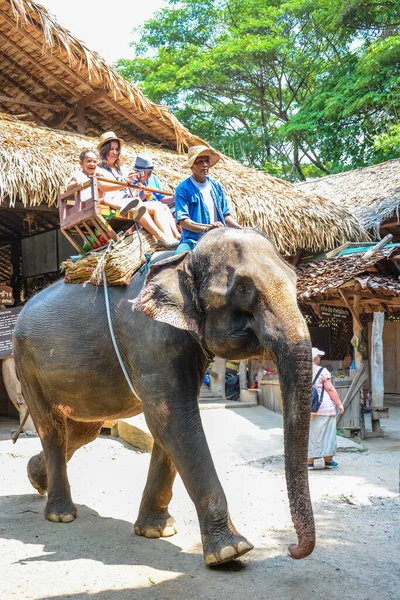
(58, 178, 119, 254)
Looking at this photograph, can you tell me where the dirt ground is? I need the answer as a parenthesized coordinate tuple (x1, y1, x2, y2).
(0, 400, 399, 600)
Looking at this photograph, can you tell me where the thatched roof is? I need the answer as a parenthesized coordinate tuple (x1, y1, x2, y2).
(296, 246, 400, 313)
(0, 114, 369, 256)
(0, 0, 206, 150)
(297, 159, 400, 237)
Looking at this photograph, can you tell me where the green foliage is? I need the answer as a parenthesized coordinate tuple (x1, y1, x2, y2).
(117, 0, 400, 179)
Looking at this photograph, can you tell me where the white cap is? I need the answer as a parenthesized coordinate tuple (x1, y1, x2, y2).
(312, 347, 325, 360)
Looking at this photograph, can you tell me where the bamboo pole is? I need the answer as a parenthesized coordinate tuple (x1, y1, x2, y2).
(96, 175, 172, 196)
(353, 294, 363, 370)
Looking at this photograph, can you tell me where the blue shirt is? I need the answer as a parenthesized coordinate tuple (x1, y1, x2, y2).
(135, 173, 163, 201)
(175, 176, 230, 244)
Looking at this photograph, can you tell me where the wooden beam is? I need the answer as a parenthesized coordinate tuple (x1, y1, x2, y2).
(0, 202, 58, 214)
(338, 289, 363, 330)
(77, 90, 108, 110)
(47, 110, 75, 130)
(76, 91, 111, 134)
(76, 102, 85, 134)
(0, 8, 92, 93)
(0, 94, 67, 111)
(291, 248, 302, 266)
(0, 6, 171, 147)
(0, 48, 76, 131)
(326, 241, 376, 259)
(0, 70, 50, 125)
(0, 16, 175, 145)
(102, 95, 167, 143)
(362, 233, 393, 259)
(326, 242, 350, 259)
(0, 29, 79, 99)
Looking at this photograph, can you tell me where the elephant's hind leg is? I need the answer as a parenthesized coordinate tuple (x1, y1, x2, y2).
(45, 418, 103, 522)
(34, 410, 77, 523)
(134, 441, 178, 538)
(27, 419, 102, 501)
(27, 451, 47, 495)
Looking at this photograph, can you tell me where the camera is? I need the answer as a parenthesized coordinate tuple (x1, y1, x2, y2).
(134, 169, 146, 180)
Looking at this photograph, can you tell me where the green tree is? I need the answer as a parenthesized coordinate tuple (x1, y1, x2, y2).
(118, 0, 400, 179)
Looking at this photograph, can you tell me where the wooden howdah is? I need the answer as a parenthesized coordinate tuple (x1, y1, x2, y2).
(58, 179, 118, 254)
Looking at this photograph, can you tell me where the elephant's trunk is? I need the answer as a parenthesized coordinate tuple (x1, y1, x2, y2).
(255, 298, 315, 559)
(276, 339, 315, 559)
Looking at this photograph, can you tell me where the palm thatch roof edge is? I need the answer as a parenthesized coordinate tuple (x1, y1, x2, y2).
(0, 114, 369, 256)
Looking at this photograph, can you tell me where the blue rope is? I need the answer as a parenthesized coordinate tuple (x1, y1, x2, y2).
(102, 267, 142, 401)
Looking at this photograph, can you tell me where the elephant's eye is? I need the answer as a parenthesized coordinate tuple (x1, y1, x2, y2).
(237, 284, 248, 294)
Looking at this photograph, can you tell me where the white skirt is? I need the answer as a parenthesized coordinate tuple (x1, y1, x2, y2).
(308, 414, 337, 458)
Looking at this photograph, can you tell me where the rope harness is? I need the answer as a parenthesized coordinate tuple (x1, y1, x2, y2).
(102, 238, 143, 401)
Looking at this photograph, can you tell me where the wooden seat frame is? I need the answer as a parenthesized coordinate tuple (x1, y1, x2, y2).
(58, 178, 118, 254)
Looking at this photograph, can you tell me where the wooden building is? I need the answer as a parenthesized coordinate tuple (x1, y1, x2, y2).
(292, 159, 400, 435)
(0, 0, 369, 423)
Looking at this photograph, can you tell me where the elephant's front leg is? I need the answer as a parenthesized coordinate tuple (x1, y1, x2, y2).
(134, 441, 178, 538)
(143, 402, 254, 566)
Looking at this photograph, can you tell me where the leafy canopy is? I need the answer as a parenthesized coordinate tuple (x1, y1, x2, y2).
(117, 0, 400, 180)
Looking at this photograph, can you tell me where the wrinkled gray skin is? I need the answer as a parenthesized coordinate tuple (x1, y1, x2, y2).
(14, 228, 315, 566)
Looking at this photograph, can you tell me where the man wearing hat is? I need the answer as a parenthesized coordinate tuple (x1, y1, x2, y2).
(175, 145, 241, 252)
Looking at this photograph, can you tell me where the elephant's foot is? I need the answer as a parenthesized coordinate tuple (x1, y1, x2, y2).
(45, 499, 77, 523)
(27, 454, 48, 495)
(134, 510, 177, 538)
(203, 532, 254, 567)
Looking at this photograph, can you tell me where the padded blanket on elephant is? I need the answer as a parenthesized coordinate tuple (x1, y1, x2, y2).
(61, 230, 156, 286)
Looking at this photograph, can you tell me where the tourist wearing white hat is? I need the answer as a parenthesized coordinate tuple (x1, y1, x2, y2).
(308, 347, 344, 470)
(174, 145, 241, 253)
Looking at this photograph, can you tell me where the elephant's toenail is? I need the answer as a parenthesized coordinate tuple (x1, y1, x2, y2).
(237, 541, 254, 553)
(61, 514, 75, 523)
(205, 553, 218, 566)
(220, 546, 236, 561)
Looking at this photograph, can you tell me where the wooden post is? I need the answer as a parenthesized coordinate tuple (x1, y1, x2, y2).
(76, 102, 85, 134)
(10, 240, 21, 304)
(371, 312, 384, 406)
(370, 312, 385, 435)
(209, 357, 226, 400)
(353, 295, 363, 370)
(238, 361, 248, 390)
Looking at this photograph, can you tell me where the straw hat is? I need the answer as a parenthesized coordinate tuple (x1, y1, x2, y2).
(183, 145, 221, 168)
(97, 131, 123, 151)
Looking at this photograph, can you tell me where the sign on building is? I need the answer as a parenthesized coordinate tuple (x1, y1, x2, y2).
(320, 305, 351, 320)
(0, 286, 13, 306)
(0, 306, 23, 359)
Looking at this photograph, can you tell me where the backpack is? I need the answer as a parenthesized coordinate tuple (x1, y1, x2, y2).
(311, 367, 324, 413)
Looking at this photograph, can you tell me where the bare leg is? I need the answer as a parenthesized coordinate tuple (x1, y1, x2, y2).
(146, 202, 180, 240)
(134, 441, 178, 538)
(134, 211, 169, 242)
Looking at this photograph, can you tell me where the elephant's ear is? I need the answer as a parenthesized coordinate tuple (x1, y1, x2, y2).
(132, 251, 203, 340)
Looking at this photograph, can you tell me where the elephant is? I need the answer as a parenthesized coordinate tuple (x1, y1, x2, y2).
(13, 227, 315, 566)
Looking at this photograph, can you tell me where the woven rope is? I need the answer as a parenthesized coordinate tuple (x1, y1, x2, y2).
(61, 230, 156, 286)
